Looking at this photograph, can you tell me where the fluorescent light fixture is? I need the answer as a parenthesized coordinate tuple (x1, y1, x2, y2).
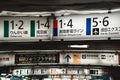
(1, 73, 7, 76)
(68, 45, 88, 48)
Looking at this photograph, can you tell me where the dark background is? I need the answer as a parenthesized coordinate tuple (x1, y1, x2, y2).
(0, 0, 120, 12)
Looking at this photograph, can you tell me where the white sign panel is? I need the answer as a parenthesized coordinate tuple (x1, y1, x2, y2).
(49, 68, 65, 74)
(13, 68, 104, 77)
(60, 53, 81, 64)
(13, 69, 32, 75)
(89, 69, 103, 76)
(0, 17, 50, 41)
(13, 68, 50, 76)
(81, 53, 118, 65)
(60, 53, 119, 66)
(53, 12, 120, 40)
(0, 54, 14, 66)
(67, 68, 78, 74)
(49, 68, 85, 75)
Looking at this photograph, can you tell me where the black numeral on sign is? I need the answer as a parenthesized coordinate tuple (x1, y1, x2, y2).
(92, 16, 109, 27)
(59, 19, 73, 28)
(36, 20, 49, 29)
(10, 20, 24, 30)
(59, 20, 63, 28)
(67, 19, 73, 28)
(44, 20, 49, 28)
(18, 20, 24, 29)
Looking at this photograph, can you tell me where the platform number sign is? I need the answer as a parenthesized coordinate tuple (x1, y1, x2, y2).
(2, 17, 50, 40)
(86, 16, 109, 35)
(53, 12, 120, 40)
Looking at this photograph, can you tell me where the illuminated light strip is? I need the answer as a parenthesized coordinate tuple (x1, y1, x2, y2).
(53, 20, 58, 36)
(68, 45, 88, 48)
(30, 20, 35, 37)
(4, 21, 9, 37)
(86, 18, 91, 35)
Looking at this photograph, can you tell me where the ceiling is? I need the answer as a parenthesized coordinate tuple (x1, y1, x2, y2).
(0, 0, 120, 12)
(0, 40, 119, 52)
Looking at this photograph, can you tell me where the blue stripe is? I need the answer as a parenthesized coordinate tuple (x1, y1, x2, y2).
(86, 18, 91, 35)
(92, 76, 110, 80)
(53, 28, 58, 36)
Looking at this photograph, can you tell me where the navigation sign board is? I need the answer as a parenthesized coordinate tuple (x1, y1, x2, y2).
(0, 54, 14, 66)
(0, 17, 51, 41)
(1, 12, 120, 41)
(13, 68, 50, 75)
(81, 53, 118, 65)
(13, 69, 31, 76)
(15, 54, 59, 64)
(53, 12, 120, 40)
(67, 68, 78, 74)
(60, 53, 81, 64)
(60, 53, 119, 65)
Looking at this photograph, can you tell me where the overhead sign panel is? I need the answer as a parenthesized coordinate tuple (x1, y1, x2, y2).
(0, 54, 14, 66)
(1, 12, 120, 41)
(13, 68, 104, 78)
(15, 54, 59, 64)
(53, 12, 120, 40)
(60, 53, 119, 66)
(13, 68, 49, 75)
(0, 17, 51, 41)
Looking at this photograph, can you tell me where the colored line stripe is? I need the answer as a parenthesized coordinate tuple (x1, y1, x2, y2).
(92, 76, 109, 80)
(86, 18, 91, 35)
(27, 69, 29, 74)
(53, 20, 58, 28)
(53, 28, 58, 36)
(50, 69, 52, 74)
(20, 70, 22, 75)
(4, 21, 9, 37)
(53, 20, 58, 36)
(118, 54, 120, 65)
(30, 21, 35, 37)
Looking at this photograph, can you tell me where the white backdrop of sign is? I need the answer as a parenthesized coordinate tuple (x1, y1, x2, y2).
(0, 54, 14, 66)
(13, 68, 96, 75)
(13, 68, 50, 75)
(53, 12, 120, 40)
(0, 12, 120, 41)
(60, 53, 119, 65)
(0, 17, 51, 41)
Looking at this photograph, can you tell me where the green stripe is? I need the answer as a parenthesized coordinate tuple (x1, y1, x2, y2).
(27, 69, 28, 74)
(20, 70, 22, 75)
(30, 21, 35, 37)
(4, 21, 9, 37)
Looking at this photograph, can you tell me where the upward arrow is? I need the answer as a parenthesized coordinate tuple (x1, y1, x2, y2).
(65, 55, 71, 63)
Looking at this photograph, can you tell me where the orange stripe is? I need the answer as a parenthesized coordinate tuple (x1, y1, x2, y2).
(51, 69, 52, 74)
(55, 74, 60, 78)
(49, 69, 52, 74)
(73, 53, 81, 64)
(118, 54, 120, 65)
(71, 74, 77, 79)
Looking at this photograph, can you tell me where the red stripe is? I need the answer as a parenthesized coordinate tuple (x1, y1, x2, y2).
(54, 20, 58, 28)
(50, 69, 52, 74)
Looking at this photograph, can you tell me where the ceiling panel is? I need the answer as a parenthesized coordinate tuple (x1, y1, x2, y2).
(0, 0, 120, 12)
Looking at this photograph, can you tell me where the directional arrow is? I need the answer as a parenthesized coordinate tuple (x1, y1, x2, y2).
(65, 55, 71, 63)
